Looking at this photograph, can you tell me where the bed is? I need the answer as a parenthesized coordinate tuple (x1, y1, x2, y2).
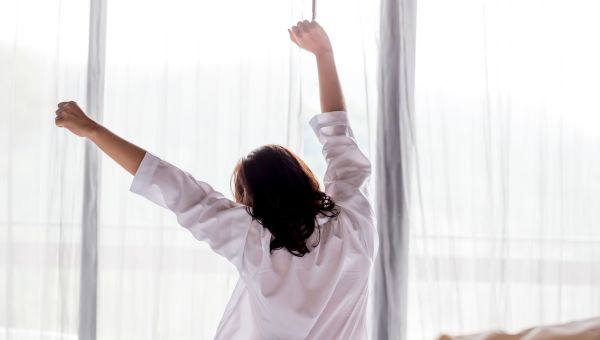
(438, 317, 600, 340)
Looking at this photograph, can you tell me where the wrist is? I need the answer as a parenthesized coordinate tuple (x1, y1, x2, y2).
(315, 50, 334, 60)
(86, 122, 103, 140)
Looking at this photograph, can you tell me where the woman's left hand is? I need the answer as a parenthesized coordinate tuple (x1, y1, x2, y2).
(54, 101, 100, 138)
(288, 20, 333, 58)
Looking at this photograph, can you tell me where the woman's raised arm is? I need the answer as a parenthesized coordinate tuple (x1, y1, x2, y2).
(288, 20, 346, 113)
(54, 101, 146, 175)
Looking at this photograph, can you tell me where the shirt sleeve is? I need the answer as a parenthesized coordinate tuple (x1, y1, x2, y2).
(129, 152, 253, 270)
(310, 111, 377, 257)
(310, 111, 372, 202)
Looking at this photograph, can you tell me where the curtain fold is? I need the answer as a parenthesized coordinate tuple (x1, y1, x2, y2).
(373, 0, 417, 339)
(79, 1, 107, 340)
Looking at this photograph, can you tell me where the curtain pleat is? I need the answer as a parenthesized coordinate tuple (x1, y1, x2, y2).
(373, 0, 417, 339)
(79, 0, 107, 339)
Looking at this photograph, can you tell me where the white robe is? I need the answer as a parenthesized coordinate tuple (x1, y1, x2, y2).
(129, 111, 378, 340)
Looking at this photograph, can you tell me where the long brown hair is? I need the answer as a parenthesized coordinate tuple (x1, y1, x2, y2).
(232, 145, 338, 257)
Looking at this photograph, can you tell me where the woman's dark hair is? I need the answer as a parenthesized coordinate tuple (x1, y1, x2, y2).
(232, 144, 339, 257)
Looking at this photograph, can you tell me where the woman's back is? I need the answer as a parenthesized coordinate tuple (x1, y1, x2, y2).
(244, 208, 375, 339)
(235, 110, 378, 339)
(129, 110, 377, 339)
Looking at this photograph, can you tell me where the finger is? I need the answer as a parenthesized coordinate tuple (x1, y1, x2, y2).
(296, 21, 305, 34)
(291, 29, 303, 45)
(298, 20, 311, 33)
(300, 21, 310, 34)
(292, 25, 301, 38)
(56, 107, 70, 116)
(58, 102, 77, 108)
(58, 101, 77, 108)
(55, 116, 65, 127)
(288, 29, 300, 46)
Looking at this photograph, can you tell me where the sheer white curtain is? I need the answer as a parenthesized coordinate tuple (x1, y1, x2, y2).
(1, 0, 89, 338)
(1, 0, 378, 339)
(408, 0, 600, 338)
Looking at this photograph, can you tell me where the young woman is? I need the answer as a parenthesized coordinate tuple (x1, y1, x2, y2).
(55, 20, 377, 340)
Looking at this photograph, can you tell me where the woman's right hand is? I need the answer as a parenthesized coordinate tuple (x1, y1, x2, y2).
(55, 100, 146, 175)
(288, 20, 333, 57)
(54, 101, 100, 138)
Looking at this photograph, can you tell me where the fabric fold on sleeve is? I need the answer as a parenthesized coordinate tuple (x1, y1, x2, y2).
(309, 111, 377, 259)
(128, 151, 258, 271)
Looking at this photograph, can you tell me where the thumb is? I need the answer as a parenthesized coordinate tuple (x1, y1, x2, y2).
(288, 29, 300, 47)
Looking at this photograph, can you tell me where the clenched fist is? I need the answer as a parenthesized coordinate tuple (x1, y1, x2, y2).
(54, 101, 99, 138)
(288, 20, 333, 57)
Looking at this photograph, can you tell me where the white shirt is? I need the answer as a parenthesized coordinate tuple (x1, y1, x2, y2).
(130, 111, 378, 340)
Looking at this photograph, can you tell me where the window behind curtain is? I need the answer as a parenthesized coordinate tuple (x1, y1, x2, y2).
(97, 0, 379, 339)
(408, 0, 600, 339)
(1, 0, 378, 339)
(1, 0, 89, 338)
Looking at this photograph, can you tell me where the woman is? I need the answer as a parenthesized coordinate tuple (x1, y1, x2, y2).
(55, 20, 377, 340)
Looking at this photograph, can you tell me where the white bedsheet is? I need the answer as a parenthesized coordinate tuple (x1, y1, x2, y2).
(438, 317, 600, 340)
